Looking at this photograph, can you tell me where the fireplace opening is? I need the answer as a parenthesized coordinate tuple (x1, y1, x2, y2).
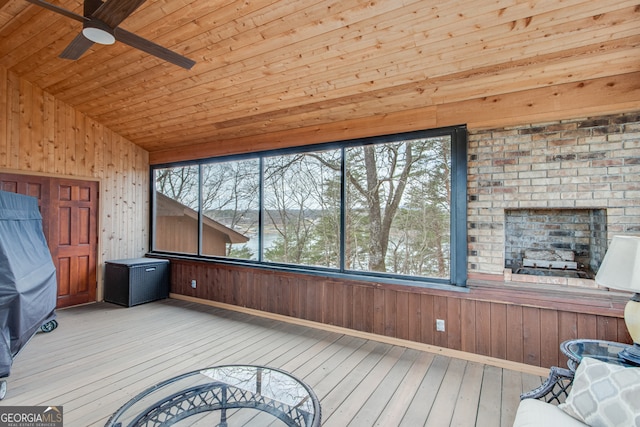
(504, 208, 607, 284)
(513, 248, 591, 279)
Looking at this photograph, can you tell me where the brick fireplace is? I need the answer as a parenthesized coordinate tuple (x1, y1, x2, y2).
(467, 113, 640, 287)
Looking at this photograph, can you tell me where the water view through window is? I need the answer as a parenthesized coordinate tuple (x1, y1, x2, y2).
(152, 127, 465, 284)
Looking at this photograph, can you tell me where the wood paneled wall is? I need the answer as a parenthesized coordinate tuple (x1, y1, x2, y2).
(168, 258, 631, 369)
(0, 66, 149, 300)
(149, 72, 640, 165)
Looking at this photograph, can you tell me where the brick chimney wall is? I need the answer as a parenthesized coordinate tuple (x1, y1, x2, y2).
(467, 113, 640, 277)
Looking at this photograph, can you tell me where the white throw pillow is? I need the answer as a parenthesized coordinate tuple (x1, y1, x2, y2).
(559, 356, 640, 427)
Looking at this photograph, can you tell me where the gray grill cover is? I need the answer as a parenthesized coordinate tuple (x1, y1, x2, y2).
(0, 191, 56, 378)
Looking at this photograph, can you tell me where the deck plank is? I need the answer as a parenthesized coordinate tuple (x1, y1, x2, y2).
(315, 341, 391, 420)
(425, 358, 468, 426)
(476, 365, 504, 427)
(501, 369, 524, 427)
(450, 361, 485, 427)
(373, 350, 435, 425)
(326, 346, 407, 425)
(399, 354, 450, 426)
(2, 299, 546, 426)
(348, 348, 422, 426)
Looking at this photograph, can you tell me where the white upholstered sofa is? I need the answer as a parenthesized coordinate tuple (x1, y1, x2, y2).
(513, 357, 640, 427)
(514, 398, 587, 426)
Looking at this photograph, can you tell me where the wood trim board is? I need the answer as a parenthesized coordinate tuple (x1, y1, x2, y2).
(170, 293, 550, 377)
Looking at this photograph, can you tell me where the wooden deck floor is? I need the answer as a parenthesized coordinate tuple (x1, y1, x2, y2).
(2, 299, 545, 426)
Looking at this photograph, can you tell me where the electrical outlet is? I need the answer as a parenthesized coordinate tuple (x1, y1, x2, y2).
(436, 319, 445, 332)
(191, 279, 197, 289)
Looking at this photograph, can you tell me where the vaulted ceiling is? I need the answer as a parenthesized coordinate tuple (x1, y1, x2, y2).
(1, 0, 639, 163)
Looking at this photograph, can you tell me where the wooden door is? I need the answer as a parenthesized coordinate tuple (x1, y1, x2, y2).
(0, 174, 50, 238)
(49, 180, 98, 307)
(0, 173, 98, 308)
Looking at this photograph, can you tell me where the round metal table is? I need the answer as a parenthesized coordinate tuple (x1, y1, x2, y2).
(105, 365, 321, 427)
(560, 339, 637, 371)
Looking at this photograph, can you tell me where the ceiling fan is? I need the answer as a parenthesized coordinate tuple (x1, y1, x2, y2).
(26, 0, 195, 69)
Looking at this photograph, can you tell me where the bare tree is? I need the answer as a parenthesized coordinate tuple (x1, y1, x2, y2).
(155, 166, 199, 208)
(263, 152, 340, 266)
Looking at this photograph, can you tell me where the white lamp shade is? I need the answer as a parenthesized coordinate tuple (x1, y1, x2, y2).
(595, 235, 640, 292)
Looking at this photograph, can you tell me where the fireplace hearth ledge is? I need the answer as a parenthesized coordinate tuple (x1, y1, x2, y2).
(503, 268, 599, 289)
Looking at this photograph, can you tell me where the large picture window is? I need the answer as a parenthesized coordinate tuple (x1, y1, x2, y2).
(151, 126, 467, 286)
(263, 150, 341, 268)
(201, 159, 260, 259)
(154, 165, 199, 255)
(345, 136, 451, 279)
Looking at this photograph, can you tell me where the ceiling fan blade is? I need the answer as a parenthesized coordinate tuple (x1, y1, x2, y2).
(84, 0, 104, 17)
(114, 28, 195, 70)
(59, 32, 94, 60)
(25, 0, 87, 22)
(91, 0, 147, 28)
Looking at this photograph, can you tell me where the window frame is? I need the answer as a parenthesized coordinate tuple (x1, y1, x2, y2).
(150, 125, 467, 288)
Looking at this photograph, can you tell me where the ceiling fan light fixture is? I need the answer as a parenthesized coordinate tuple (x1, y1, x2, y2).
(30, 0, 194, 67)
(82, 21, 115, 45)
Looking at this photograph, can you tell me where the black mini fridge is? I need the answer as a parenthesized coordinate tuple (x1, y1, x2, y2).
(104, 258, 169, 307)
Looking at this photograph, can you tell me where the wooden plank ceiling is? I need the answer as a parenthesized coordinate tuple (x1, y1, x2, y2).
(1, 0, 639, 163)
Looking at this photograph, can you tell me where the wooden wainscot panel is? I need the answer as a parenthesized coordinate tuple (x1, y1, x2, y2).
(446, 297, 462, 351)
(163, 258, 629, 368)
(522, 307, 542, 366)
(505, 305, 524, 364)
(539, 309, 560, 368)
(460, 299, 477, 355)
(490, 303, 508, 361)
(419, 294, 435, 346)
(394, 290, 409, 341)
(474, 301, 492, 357)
